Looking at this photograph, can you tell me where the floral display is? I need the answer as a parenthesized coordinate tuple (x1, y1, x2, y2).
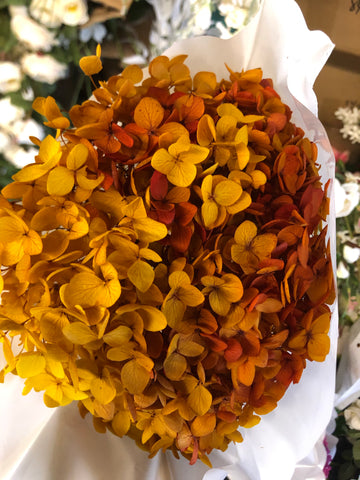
(329, 144, 360, 479)
(335, 105, 360, 145)
(0, 47, 335, 466)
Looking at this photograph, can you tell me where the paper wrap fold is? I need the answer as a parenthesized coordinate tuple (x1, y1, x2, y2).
(0, 0, 337, 478)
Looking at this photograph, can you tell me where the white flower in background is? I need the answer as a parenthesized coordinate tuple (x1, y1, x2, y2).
(218, 0, 260, 30)
(29, 0, 62, 28)
(0, 98, 25, 128)
(4, 145, 39, 170)
(345, 171, 360, 183)
(345, 399, 360, 430)
(335, 106, 360, 125)
(335, 105, 360, 144)
(22, 87, 35, 102)
(218, 1, 248, 29)
(11, 118, 45, 145)
(61, 0, 88, 26)
(215, 21, 233, 39)
(21, 53, 67, 84)
(30, 0, 88, 28)
(148, 0, 212, 56)
(341, 124, 360, 144)
(334, 178, 360, 218)
(79, 23, 107, 43)
(10, 8, 59, 52)
(0, 130, 12, 154)
(0, 62, 22, 94)
(337, 230, 351, 244)
(337, 261, 350, 279)
(192, 2, 212, 31)
(343, 245, 360, 264)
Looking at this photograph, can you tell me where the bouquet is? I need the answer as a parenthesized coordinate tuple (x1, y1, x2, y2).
(0, 47, 335, 465)
(0, 1, 337, 477)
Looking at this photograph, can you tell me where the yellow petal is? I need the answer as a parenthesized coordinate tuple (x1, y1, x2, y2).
(151, 149, 173, 176)
(164, 352, 187, 380)
(112, 410, 131, 437)
(168, 270, 191, 289)
(162, 295, 186, 328)
(167, 160, 197, 188)
(235, 125, 249, 145)
(250, 170, 267, 189)
(115, 304, 167, 332)
(66, 216, 89, 240)
(191, 413, 216, 437)
(76, 167, 104, 190)
(197, 114, 216, 146)
(132, 217, 168, 243)
(251, 234, 277, 259)
(41, 230, 69, 260)
(127, 259, 154, 292)
(66, 144, 89, 171)
(90, 377, 116, 404)
(139, 248, 162, 263)
(16, 352, 46, 378)
(178, 285, 205, 307)
(103, 325, 133, 346)
(214, 180, 242, 206)
(308, 334, 330, 361)
(0, 215, 26, 242)
(202, 200, 219, 227)
(62, 322, 98, 344)
(47, 166, 74, 196)
(216, 115, 237, 140)
(234, 220, 257, 245)
(107, 345, 134, 362)
(65, 271, 121, 308)
(134, 97, 164, 130)
(235, 143, 250, 169)
(221, 274, 243, 302)
(226, 191, 252, 215)
(79, 55, 103, 76)
(187, 384, 212, 416)
(209, 290, 230, 316)
(121, 359, 151, 394)
(39, 135, 62, 164)
(23, 229, 43, 255)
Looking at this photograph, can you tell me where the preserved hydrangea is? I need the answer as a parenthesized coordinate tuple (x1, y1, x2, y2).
(0, 51, 335, 466)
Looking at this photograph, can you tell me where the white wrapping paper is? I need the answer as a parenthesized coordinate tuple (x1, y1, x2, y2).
(0, 1, 337, 479)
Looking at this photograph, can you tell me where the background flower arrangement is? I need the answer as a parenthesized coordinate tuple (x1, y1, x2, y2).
(328, 117, 360, 480)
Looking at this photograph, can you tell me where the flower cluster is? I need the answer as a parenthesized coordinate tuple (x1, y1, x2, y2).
(0, 52, 334, 465)
(335, 105, 360, 145)
(217, 0, 260, 32)
(328, 143, 360, 478)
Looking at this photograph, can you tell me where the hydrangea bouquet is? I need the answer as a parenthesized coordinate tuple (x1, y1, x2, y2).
(0, 1, 337, 478)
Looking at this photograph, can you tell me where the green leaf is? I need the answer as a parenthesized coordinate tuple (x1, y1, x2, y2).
(338, 461, 356, 480)
(0, 156, 19, 188)
(353, 440, 360, 461)
(8, 92, 32, 111)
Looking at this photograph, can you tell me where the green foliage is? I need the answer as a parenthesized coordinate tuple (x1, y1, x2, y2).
(0, 155, 18, 188)
(0, 0, 28, 8)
